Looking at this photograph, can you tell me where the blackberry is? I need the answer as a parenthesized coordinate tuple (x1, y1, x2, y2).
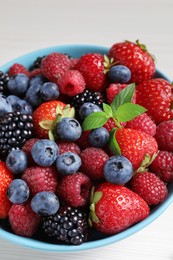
(42, 206, 89, 245)
(0, 111, 33, 157)
(29, 56, 45, 71)
(71, 89, 105, 110)
(0, 71, 10, 94)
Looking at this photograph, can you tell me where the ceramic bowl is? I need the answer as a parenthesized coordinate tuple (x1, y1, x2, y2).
(0, 44, 173, 252)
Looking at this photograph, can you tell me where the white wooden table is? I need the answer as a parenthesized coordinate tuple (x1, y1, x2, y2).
(0, 0, 173, 259)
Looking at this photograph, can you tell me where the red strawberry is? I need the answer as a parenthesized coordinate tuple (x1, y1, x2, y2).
(58, 142, 81, 155)
(89, 182, 150, 234)
(115, 128, 158, 170)
(57, 172, 92, 207)
(80, 147, 109, 180)
(154, 120, 173, 151)
(0, 162, 14, 218)
(41, 52, 71, 82)
(8, 63, 30, 77)
(22, 166, 58, 196)
(32, 100, 66, 138)
(150, 150, 173, 182)
(75, 53, 108, 92)
(136, 78, 173, 124)
(9, 203, 41, 237)
(131, 171, 168, 205)
(109, 40, 155, 83)
(58, 70, 86, 96)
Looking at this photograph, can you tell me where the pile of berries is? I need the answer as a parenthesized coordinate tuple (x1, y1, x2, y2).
(0, 40, 173, 246)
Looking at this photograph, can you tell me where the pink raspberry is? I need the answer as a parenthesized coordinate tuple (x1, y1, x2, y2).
(103, 118, 126, 132)
(41, 52, 71, 82)
(57, 172, 92, 208)
(58, 142, 81, 155)
(22, 166, 58, 196)
(22, 138, 39, 165)
(126, 113, 156, 136)
(80, 147, 109, 180)
(75, 130, 91, 150)
(58, 70, 86, 96)
(9, 203, 41, 237)
(150, 150, 173, 182)
(30, 68, 42, 78)
(8, 63, 30, 77)
(154, 120, 173, 151)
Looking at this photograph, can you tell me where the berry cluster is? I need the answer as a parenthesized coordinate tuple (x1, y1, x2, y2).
(0, 40, 173, 246)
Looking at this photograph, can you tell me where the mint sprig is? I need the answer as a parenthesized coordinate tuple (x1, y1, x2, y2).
(82, 112, 110, 131)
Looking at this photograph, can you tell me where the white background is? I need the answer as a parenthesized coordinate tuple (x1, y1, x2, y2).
(0, 0, 173, 259)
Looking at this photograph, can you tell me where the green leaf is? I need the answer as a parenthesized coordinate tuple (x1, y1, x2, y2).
(103, 103, 113, 117)
(108, 128, 121, 155)
(114, 103, 147, 122)
(93, 191, 102, 204)
(110, 83, 136, 114)
(82, 112, 109, 131)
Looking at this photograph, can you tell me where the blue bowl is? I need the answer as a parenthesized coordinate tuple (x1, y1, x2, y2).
(0, 44, 173, 252)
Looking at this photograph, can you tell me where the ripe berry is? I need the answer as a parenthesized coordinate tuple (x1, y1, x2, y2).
(56, 152, 81, 176)
(108, 65, 131, 83)
(7, 179, 30, 204)
(56, 118, 82, 141)
(58, 142, 81, 156)
(6, 149, 28, 174)
(79, 102, 102, 120)
(8, 63, 30, 77)
(7, 73, 30, 96)
(89, 127, 109, 148)
(154, 120, 173, 152)
(40, 82, 60, 101)
(0, 94, 12, 117)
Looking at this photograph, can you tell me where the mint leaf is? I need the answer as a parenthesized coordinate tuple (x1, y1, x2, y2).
(82, 112, 109, 131)
(110, 83, 136, 114)
(108, 128, 121, 155)
(114, 103, 147, 122)
(103, 103, 113, 117)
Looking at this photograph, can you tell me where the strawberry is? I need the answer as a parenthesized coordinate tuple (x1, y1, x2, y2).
(131, 171, 168, 205)
(32, 100, 66, 139)
(41, 52, 71, 82)
(8, 63, 30, 77)
(136, 78, 173, 124)
(9, 203, 41, 237)
(75, 53, 108, 92)
(0, 162, 14, 218)
(89, 182, 150, 234)
(109, 40, 155, 83)
(115, 128, 158, 170)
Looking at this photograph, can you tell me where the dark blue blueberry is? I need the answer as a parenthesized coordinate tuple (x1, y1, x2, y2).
(0, 94, 12, 116)
(56, 117, 82, 141)
(31, 191, 60, 216)
(31, 139, 59, 166)
(104, 155, 133, 184)
(14, 99, 33, 114)
(56, 152, 81, 175)
(108, 65, 131, 83)
(6, 95, 20, 108)
(29, 75, 46, 87)
(25, 84, 43, 107)
(7, 179, 30, 204)
(79, 102, 102, 120)
(40, 82, 60, 101)
(89, 127, 109, 148)
(6, 149, 28, 174)
(7, 73, 30, 96)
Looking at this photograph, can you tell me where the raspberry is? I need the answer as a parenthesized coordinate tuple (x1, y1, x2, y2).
(80, 147, 109, 180)
(106, 83, 127, 104)
(30, 68, 42, 78)
(58, 70, 86, 96)
(126, 113, 156, 136)
(58, 142, 81, 155)
(41, 52, 71, 82)
(9, 203, 41, 237)
(103, 118, 126, 132)
(75, 130, 91, 150)
(57, 172, 92, 207)
(150, 150, 173, 182)
(8, 63, 30, 77)
(22, 138, 40, 165)
(131, 171, 168, 205)
(22, 166, 58, 196)
(154, 121, 173, 151)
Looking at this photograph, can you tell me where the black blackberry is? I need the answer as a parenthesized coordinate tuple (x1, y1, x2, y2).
(71, 89, 105, 110)
(0, 111, 33, 157)
(29, 56, 45, 71)
(42, 206, 89, 245)
(0, 71, 10, 94)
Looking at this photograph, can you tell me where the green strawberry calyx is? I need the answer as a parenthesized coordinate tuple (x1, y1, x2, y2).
(135, 39, 156, 62)
(134, 152, 159, 175)
(88, 187, 103, 227)
(103, 55, 119, 74)
(39, 104, 75, 140)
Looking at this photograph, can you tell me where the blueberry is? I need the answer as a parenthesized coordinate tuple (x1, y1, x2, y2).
(56, 117, 82, 141)
(108, 65, 131, 83)
(7, 73, 30, 96)
(29, 75, 46, 86)
(56, 152, 81, 175)
(0, 94, 12, 116)
(40, 82, 60, 101)
(31, 191, 60, 216)
(104, 155, 133, 184)
(31, 139, 59, 166)
(7, 179, 30, 204)
(89, 127, 109, 148)
(14, 99, 33, 114)
(6, 149, 28, 174)
(25, 84, 43, 107)
(7, 95, 21, 108)
(79, 102, 102, 120)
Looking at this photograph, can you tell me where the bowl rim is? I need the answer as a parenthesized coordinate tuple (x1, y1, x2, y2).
(0, 44, 173, 252)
